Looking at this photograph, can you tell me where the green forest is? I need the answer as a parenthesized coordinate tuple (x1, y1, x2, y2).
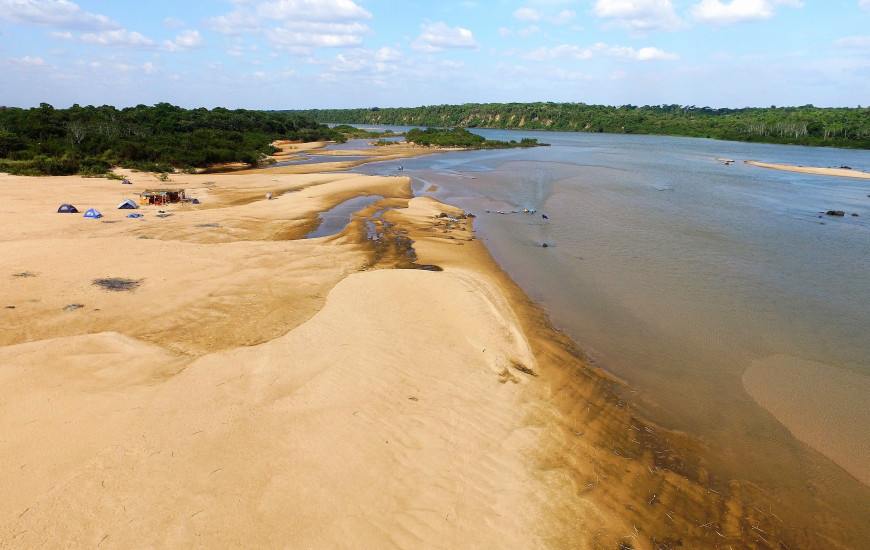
(404, 127, 547, 148)
(291, 103, 870, 149)
(5, 101, 870, 177)
(0, 103, 342, 176)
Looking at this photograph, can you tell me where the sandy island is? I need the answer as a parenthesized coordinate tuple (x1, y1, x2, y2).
(0, 143, 856, 548)
(742, 160, 870, 179)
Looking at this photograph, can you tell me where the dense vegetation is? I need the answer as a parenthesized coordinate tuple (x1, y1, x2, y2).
(331, 124, 398, 139)
(292, 103, 870, 149)
(0, 103, 342, 176)
(405, 127, 547, 148)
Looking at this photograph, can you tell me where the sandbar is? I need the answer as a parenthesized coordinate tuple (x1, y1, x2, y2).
(745, 160, 870, 179)
(0, 145, 860, 548)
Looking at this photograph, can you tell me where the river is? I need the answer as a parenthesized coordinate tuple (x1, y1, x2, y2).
(348, 127, 870, 544)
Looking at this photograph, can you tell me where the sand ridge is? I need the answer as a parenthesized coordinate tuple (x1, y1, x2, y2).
(744, 160, 870, 178)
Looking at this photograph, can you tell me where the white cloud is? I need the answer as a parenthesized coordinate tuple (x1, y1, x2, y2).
(521, 42, 677, 62)
(833, 35, 870, 49)
(163, 30, 204, 52)
(499, 25, 541, 38)
(593, 42, 679, 61)
(514, 7, 540, 22)
(412, 22, 479, 53)
(50, 30, 74, 40)
(859, 0, 870, 9)
(81, 29, 154, 49)
(207, 0, 373, 52)
(374, 47, 402, 63)
(592, 0, 686, 32)
(319, 46, 404, 86)
(691, 0, 803, 26)
(523, 44, 593, 61)
(513, 6, 575, 25)
(268, 0, 370, 22)
(553, 10, 578, 24)
(634, 46, 679, 60)
(440, 60, 465, 69)
(1, 55, 49, 68)
(266, 22, 368, 49)
(0, 0, 119, 31)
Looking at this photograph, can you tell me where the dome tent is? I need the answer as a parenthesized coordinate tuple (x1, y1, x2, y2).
(118, 198, 138, 209)
(83, 208, 102, 219)
(57, 203, 78, 213)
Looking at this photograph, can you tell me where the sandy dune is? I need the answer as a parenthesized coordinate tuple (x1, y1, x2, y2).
(0, 152, 853, 548)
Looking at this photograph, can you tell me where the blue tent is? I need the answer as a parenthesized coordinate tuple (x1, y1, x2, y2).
(122, 179, 132, 184)
(57, 203, 78, 213)
(126, 213, 143, 218)
(83, 208, 102, 219)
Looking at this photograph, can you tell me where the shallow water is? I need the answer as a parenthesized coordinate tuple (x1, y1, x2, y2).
(351, 128, 870, 540)
(306, 195, 385, 239)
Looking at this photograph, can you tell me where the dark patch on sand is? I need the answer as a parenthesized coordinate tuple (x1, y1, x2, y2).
(92, 277, 142, 291)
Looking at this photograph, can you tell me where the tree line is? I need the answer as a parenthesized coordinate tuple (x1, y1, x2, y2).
(290, 103, 870, 149)
(404, 127, 547, 148)
(0, 103, 343, 176)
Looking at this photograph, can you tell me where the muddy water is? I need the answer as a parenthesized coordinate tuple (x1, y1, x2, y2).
(352, 129, 870, 545)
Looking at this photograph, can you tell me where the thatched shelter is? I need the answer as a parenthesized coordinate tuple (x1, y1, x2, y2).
(140, 189, 186, 206)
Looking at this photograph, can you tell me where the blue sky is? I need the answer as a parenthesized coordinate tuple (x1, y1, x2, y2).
(2, 0, 870, 109)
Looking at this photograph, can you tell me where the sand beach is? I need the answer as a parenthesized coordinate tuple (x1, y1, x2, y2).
(744, 160, 870, 179)
(0, 143, 858, 548)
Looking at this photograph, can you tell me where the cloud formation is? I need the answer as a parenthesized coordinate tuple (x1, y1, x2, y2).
(521, 42, 678, 62)
(412, 22, 479, 52)
(266, 22, 369, 50)
(592, 0, 686, 32)
(691, 0, 803, 26)
(207, 0, 372, 44)
(0, 0, 119, 31)
(523, 44, 593, 61)
(594, 42, 679, 61)
(80, 29, 154, 49)
(833, 35, 870, 49)
(513, 7, 576, 25)
(163, 30, 204, 52)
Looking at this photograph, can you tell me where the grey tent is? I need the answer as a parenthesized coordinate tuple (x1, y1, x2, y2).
(118, 198, 138, 209)
(57, 203, 78, 213)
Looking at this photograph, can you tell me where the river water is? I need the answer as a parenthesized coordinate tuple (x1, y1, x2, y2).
(349, 128, 870, 541)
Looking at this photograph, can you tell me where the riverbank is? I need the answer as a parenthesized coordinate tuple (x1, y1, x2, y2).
(0, 149, 855, 547)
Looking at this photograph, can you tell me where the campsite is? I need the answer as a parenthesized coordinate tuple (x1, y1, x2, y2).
(52, 179, 197, 224)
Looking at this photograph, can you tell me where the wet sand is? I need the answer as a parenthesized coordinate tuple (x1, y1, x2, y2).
(743, 355, 870, 487)
(0, 145, 862, 548)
